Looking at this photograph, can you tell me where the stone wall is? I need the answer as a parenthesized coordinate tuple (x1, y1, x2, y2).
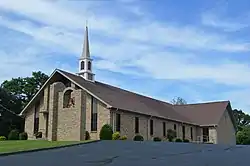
(216, 109, 236, 145)
(24, 106, 36, 140)
(111, 110, 198, 141)
(47, 82, 65, 141)
(85, 93, 110, 140)
(57, 88, 85, 141)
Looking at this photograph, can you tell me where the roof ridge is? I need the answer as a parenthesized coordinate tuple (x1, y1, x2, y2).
(175, 100, 229, 106)
(58, 69, 173, 106)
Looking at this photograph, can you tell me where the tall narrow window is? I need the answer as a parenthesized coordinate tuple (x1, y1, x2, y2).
(91, 96, 97, 131)
(116, 113, 121, 132)
(174, 124, 177, 131)
(81, 61, 85, 70)
(191, 127, 193, 140)
(88, 61, 91, 70)
(182, 126, 185, 140)
(163, 122, 166, 137)
(33, 102, 40, 134)
(150, 119, 153, 135)
(135, 117, 139, 134)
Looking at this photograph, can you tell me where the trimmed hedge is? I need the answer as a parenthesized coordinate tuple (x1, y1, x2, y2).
(19, 132, 28, 140)
(133, 134, 144, 141)
(175, 138, 182, 142)
(8, 129, 19, 140)
(183, 139, 190, 143)
(120, 135, 127, 140)
(99, 124, 113, 140)
(112, 132, 121, 140)
(0, 136, 6, 141)
(153, 137, 162, 142)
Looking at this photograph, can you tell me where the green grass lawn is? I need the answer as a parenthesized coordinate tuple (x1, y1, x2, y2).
(0, 140, 93, 154)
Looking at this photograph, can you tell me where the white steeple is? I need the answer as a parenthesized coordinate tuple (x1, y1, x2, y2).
(78, 25, 95, 81)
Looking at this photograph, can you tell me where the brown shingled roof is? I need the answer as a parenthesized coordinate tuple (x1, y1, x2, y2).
(58, 69, 231, 126)
(173, 101, 230, 126)
(58, 70, 194, 124)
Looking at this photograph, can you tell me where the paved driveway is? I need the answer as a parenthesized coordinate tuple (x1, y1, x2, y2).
(0, 141, 250, 166)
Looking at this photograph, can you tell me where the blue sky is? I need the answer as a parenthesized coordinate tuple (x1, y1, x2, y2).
(0, 0, 250, 113)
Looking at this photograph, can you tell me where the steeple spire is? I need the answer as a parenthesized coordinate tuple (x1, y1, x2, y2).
(78, 24, 95, 81)
(81, 25, 90, 59)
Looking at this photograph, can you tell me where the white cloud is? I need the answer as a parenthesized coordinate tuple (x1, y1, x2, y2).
(1, 0, 250, 112)
(0, 0, 249, 53)
(201, 12, 250, 32)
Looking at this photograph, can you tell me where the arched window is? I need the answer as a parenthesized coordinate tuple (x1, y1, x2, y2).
(88, 61, 91, 70)
(80, 61, 84, 70)
(63, 89, 74, 108)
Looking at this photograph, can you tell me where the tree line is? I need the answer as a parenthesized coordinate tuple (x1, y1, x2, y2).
(0, 71, 250, 144)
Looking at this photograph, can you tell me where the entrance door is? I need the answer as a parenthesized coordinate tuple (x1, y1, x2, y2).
(202, 127, 209, 142)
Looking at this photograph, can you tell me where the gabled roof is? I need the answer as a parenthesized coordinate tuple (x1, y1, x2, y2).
(173, 101, 230, 126)
(21, 69, 233, 127)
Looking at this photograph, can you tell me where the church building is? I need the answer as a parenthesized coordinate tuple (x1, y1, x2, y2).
(20, 26, 237, 145)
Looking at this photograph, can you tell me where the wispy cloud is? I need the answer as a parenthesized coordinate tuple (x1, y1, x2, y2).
(201, 12, 250, 32)
(0, 0, 250, 112)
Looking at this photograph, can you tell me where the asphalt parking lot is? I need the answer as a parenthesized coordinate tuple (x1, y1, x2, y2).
(0, 140, 249, 166)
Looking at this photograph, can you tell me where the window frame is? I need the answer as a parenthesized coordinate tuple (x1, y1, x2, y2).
(116, 113, 121, 132)
(91, 96, 98, 132)
(135, 117, 139, 134)
(163, 122, 166, 137)
(150, 119, 153, 136)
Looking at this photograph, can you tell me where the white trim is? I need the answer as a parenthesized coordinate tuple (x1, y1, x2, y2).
(19, 69, 58, 116)
(57, 70, 111, 108)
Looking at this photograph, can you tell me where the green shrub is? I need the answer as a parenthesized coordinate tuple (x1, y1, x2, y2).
(167, 129, 177, 142)
(8, 129, 19, 140)
(19, 132, 28, 140)
(99, 124, 113, 140)
(112, 132, 121, 140)
(85, 131, 90, 140)
(183, 139, 190, 143)
(153, 137, 162, 142)
(119, 135, 127, 140)
(175, 138, 182, 142)
(0, 136, 6, 141)
(133, 134, 144, 141)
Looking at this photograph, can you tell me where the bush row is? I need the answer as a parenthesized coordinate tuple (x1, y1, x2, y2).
(99, 124, 191, 142)
(0, 130, 28, 141)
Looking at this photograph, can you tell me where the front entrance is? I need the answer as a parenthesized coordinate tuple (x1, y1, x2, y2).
(202, 127, 209, 142)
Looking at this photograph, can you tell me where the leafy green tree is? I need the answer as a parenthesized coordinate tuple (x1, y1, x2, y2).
(233, 109, 250, 131)
(171, 97, 187, 105)
(1, 71, 49, 109)
(236, 126, 250, 145)
(0, 87, 22, 114)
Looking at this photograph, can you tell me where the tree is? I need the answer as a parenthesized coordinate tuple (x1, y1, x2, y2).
(0, 87, 22, 114)
(232, 109, 250, 131)
(0, 87, 23, 137)
(1, 71, 49, 110)
(236, 126, 250, 145)
(171, 97, 187, 105)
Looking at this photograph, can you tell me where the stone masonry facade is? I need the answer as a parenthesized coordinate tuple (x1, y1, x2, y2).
(24, 79, 235, 145)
